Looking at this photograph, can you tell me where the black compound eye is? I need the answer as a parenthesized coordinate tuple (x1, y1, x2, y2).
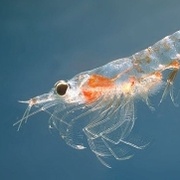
(55, 82, 68, 96)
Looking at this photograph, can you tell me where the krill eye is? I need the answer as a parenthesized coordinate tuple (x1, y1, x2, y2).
(56, 83, 68, 96)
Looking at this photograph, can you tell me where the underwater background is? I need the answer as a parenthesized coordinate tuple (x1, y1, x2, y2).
(1, 0, 180, 179)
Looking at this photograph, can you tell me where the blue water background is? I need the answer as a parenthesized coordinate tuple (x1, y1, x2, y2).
(1, 0, 180, 179)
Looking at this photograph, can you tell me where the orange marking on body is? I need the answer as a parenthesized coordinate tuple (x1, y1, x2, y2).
(81, 74, 115, 103)
(169, 60, 180, 69)
(153, 71, 162, 79)
(82, 90, 100, 103)
(87, 74, 114, 87)
(129, 76, 136, 85)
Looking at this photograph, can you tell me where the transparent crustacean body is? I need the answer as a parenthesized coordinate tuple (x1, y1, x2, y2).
(14, 30, 180, 168)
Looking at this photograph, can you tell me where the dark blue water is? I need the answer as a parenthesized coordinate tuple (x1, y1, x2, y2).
(1, 0, 180, 179)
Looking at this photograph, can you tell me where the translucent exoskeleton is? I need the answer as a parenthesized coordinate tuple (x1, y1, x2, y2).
(14, 30, 180, 168)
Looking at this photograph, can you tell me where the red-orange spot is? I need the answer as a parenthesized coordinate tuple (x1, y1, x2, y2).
(169, 60, 180, 69)
(81, 74, 114, 103)
(154, 71, 162, 79)
(129, 76, 136, 86)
